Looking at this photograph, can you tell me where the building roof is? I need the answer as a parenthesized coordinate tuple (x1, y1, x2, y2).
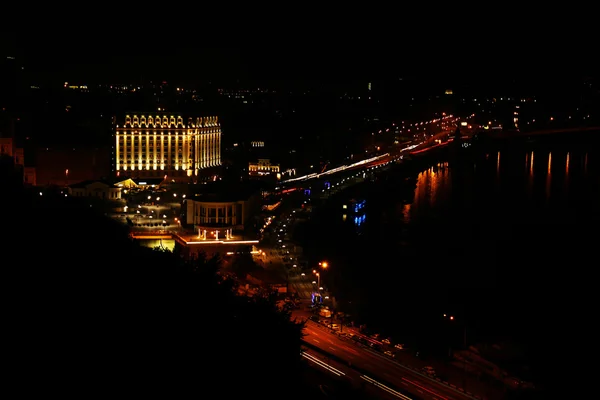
(190, 180, 267, 203)
(113, 178, 138, 187)
(114, 113, 220, 129)
(134, 178, 165, 185)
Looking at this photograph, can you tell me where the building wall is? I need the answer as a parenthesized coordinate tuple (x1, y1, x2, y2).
(23, 167, 36, 186)
(248, 158, 280, 177)
(186, 200, 243, 227)
(113, 113, 222, 181)
(68, 182, 121, 199)
(1, 137, 36, 186)
(184, 192, 261, 230)
(14, 148, 24, 166)
(35, 146, 110, 186)
(0, 138, 14, 157)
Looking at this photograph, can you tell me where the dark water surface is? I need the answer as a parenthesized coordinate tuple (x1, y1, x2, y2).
(298, 134, 599, 385)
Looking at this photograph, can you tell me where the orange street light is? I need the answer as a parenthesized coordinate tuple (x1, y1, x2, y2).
(443, 313, 468, 390)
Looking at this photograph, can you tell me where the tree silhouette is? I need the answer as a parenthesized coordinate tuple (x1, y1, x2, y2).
(6, 193, 309, 398)
(230, 252, 259, 277)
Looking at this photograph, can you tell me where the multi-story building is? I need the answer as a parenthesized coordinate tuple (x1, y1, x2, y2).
(248, 159, 280, 179)
(113, 113, 222, 182)
(182, 183, 262, 247)
(68, 180, 122, 200)
(0, 136, 36, 186)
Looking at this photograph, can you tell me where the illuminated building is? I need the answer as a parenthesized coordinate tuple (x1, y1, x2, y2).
(68, 180, 122, 199)
(248, 159, 280, 178)
(113, 113, 222, 181)
(183, 190, 261, 240)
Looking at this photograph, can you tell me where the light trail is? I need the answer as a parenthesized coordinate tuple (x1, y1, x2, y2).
(360, 375, 413, 399)
(280, 127, 453, 184)
(281, 153, 390, 183)
(301, 351, 346, 377)
(402, 377, 449, 400)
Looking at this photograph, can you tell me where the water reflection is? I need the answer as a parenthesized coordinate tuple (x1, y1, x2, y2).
(412, 163, 451, 216)
(496, 151, 500, 176)
(527, 151, 534, 199)
(402, 203, 411, 221)
(530, 151, 534, 176)
(309, 142, 598, 369)
(546, 152, 552, 200)
(565, 152, 570, 189)
(402, 147, 597, 225)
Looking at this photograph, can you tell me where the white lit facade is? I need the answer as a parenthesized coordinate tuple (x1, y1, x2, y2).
(113, 113, 221, 180)
(248, 159, 280, 178)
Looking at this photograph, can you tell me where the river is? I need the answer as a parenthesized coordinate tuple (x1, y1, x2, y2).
(295, 132, 599, 385)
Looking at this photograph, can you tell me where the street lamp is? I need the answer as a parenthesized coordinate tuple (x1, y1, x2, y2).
(443, 314, 466, 349)
(317, 261, 329, 291)
(444, 313, 467, 390)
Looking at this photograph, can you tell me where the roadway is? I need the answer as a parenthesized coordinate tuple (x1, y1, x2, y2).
(279, 114, 460, 185)
(302, 347, 415, 399)
(300, 320, 480, 400)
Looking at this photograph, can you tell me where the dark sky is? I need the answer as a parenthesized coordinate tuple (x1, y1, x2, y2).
(7, 37, 245, 83)
(4, 34, 379, 83)
(2, 32, 598, 86)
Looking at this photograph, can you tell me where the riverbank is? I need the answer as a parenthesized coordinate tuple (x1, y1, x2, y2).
(288, 132, 599, 396)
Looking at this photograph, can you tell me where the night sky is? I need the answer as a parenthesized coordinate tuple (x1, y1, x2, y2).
(4, 34, 374, 83)
(2, 32, 598, 87)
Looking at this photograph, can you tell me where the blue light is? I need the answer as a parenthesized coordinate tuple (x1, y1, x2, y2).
(355, 214, 366, 226)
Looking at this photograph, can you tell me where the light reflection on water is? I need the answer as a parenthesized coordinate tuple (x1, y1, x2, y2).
(404, 162, 452, 223)
(402, 148, 596, 226)
(307, 142, 598, 363)
(304, 141, 599, 386)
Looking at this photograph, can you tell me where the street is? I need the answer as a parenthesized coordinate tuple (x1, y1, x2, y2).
(256, 209, 500, 400)
(302, 348, 415, 400)
(251, 139, 510, 400)
(300, 320, 477, 400)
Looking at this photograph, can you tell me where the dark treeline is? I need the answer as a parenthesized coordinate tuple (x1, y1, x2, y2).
(5, 188, 309, 397)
